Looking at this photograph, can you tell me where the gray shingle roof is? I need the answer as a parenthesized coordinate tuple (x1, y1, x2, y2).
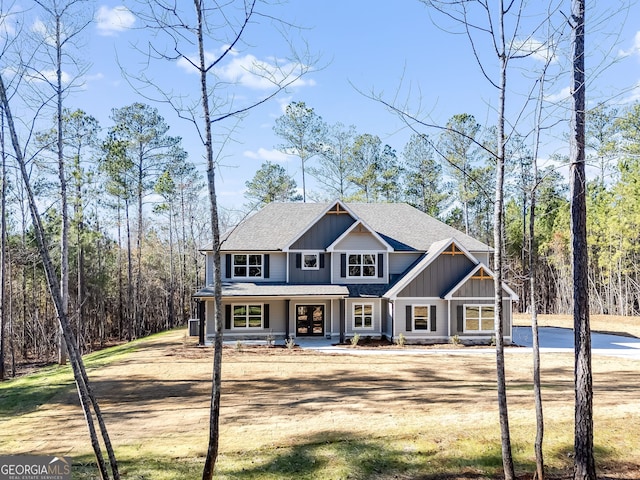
(213, 202, 492, 253)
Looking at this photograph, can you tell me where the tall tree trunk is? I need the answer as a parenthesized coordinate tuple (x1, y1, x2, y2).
(198, 0, 224, 475)
(493, 3, 515, 479)
(55, 12, 69, 366)
(570, 1, 596, 479)
(0, 71, 119, 480)
(0, 111, 6, 381)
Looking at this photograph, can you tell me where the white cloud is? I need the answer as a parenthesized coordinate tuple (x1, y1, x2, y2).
(28, 69, 73, 84)
(95, 6, 135, 36)
(513, 38, 558, 64)
(177, 51, 315, 91)
(544, 86, 571, 104)
(618, 31, 640, 58)
(243, 148, 291, 162)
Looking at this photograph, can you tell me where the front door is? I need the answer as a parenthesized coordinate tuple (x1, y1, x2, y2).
(296, 305, 324, 336)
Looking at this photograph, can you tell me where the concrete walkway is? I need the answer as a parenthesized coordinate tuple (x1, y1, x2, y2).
(290, 327, 640, 359)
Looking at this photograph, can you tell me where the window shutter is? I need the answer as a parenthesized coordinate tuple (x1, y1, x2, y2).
(340, 254, 346, 277)
(430, 305, 437, 332)
(225, 254, 231, 278)
(263, 254, 270, 278)
(457, 305, 464, 332)
(296, 253, 301, 268)
(405, 305, 412, 331)
(225, 304, 231, 329)
(263, 304, 270, 328)
(378, 253, 384, 278)
(319, 253, 325, 268)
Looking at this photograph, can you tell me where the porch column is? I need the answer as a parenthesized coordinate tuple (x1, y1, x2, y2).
(285, 299, 290, 339)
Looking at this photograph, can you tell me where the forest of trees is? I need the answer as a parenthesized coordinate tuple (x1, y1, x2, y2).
(2, 95, 640, 375)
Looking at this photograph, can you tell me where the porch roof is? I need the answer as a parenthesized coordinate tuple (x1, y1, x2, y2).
(194, 282, 351, 298)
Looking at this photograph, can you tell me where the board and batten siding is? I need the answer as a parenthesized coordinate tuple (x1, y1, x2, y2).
(289, 212, 355, 250)
(398, 253, 475, 298)
(288, 252, 331, 283)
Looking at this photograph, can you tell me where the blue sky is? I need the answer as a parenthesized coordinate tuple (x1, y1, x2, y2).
(5, 1, 640, 212)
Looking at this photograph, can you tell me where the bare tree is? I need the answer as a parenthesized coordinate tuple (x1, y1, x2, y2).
(129, 2, 316, 476)
(569, 1, 596, 478)
(0, 110, 6, 381)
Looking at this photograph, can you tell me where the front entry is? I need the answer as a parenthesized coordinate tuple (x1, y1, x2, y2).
(296, 305, 324, 336)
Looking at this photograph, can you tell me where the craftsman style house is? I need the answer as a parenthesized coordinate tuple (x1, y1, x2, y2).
(193, 201, 517, 344)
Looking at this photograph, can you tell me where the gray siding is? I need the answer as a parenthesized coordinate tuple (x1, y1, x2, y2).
(449, 299, 511, 336)
(451, 275, 495, 298)
(389, 252, 422, 276)
(290, 212, 355, 250)
(398, 254, 475, 298)
(334, 231, 387, 250)
(222, 252, 286, 282)
(288, 252, 331, 284)
(395, 299, 448, 337)
(344, 298, 384, 336)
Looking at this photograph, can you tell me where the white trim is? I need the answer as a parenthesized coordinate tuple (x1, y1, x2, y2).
(231, 253, 264, 280)
(352, 302, 375, 330)
(463, 304, 494, 334)
(326, 219, 394, 253)
(384, 238, 479, 299)
(346, 252, 379, 279)
(231, 303, 265, 329)
(411, 304, 432, 331)
(443, 263, 519, 301)
(283, 200, 357, 252)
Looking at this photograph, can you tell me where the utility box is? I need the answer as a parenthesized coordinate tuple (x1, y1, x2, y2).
(188, 319, 200, 336)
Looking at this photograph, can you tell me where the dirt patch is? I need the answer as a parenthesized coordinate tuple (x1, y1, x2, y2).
(2, 328, 640, 478)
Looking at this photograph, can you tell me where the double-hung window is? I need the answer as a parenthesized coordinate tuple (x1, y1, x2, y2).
(348, 253, 377, 278)
(412, 305, 431, 330)
(464, 305, 494, 333)
(233, 304, 263, 328)
(233, 254, 263, 278)
(353, 303, 373, 329)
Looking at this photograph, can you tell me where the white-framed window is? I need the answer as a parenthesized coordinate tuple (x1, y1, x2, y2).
(347, 253, 377, 278)
(233, 254, 263, 278)
(302, 252, 320, 270)
(353, 303, 374, 329)
(412, 305, 431, 330)
(464, 305, 494, 333)
(233, 304, 263, 328)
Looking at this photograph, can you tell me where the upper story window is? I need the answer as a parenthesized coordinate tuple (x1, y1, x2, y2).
(464, 305, 494, 333)
(233, 254, 263, 278)
(302, 253, 319, 270)
(348, 253, 377, 277)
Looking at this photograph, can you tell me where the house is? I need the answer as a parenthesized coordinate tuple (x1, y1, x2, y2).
(193, 201, 518, 345)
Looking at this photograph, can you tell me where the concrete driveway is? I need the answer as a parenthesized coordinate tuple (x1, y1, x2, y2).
(512, 326, 640, 359)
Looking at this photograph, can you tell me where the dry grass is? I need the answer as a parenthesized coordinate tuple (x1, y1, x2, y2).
(2, 327, 640, 479)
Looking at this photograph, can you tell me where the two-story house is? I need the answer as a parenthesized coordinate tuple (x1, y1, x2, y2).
(193, 200, 518, 344)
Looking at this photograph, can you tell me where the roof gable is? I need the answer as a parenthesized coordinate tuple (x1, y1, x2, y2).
(444, 264, 519, 300)
(284, 200, 356, 251)
(327, 219, 394, 252)
(384, 238, 478, 299)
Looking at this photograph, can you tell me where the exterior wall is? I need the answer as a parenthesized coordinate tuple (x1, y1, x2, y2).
(333, 230, 387, 250)
(343, 297, 385, 338)
(288, 252, 332, 284)
(393, 298, 449, 342)
(389, 252, 422, 276)
(398, 254, 475, 298)
(331, 251, 388, 284)
(452, 275, 495, 298)
(221, 252, 286, 282)
(449, 298, 512, 340)
(206, 298, 288, 339)
(290, 212, 355, 250)
(205, 252, 214, 285)
(471, 251, 491, 266)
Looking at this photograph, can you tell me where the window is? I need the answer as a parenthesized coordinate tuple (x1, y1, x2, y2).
(464, 305, 494, 332)
(233, 254, 263, 278)
(233, 304, 263, 328)
(348, 253, 376, 277)
(413, 305, 430, 330)
(353, 303, 373, 329)
(302, 253, 319, 270)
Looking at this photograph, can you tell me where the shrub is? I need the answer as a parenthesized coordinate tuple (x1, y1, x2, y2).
(396, 333, 406, 348)
(285, 336, 296, 350)
(450, 334, 461, 346)
(350, 333, 360, 347)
